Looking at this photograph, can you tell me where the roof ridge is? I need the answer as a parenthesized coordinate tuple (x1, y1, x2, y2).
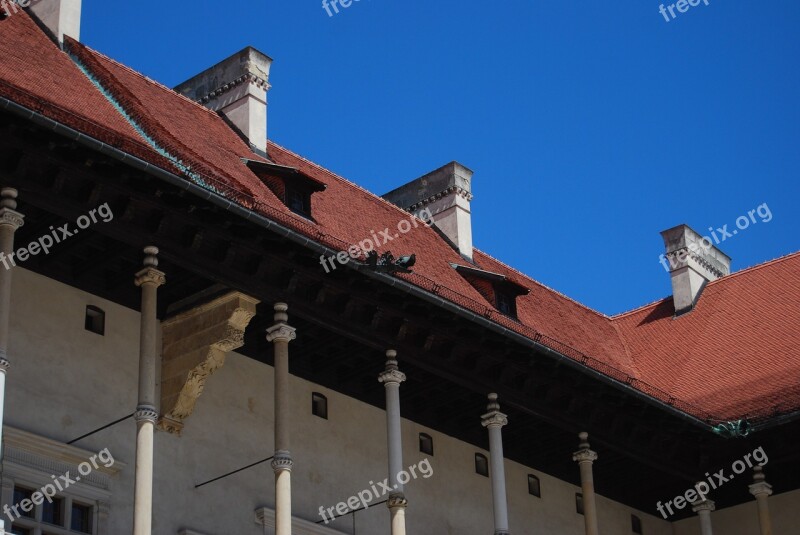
(472, 248, 612, 320)
(611, 249, 800, 320)
(267, 141, 441, 223)
(708, 249, 800, 286)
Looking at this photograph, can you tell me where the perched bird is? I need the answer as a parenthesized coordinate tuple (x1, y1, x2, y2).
(395, 254, 416, 270)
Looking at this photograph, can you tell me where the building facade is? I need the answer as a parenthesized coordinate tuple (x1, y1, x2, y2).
(0, 3, 798, 534)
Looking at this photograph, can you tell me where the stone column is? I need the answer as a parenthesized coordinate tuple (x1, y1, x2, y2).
(378, 350, 407, 535)
(692, 499, 715, 535)
(572, 432, 599, 535)
(132, 247, 165, 535)
(266, 303, 296, 535)
(481, 393, 510, 535)
(0, 188, 23, 535)
(748, 467, 773, 535)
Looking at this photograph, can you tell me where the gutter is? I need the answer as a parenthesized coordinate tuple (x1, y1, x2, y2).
(0, 95, 718, 432)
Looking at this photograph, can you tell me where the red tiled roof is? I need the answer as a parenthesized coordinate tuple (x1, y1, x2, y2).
(1, 10, 798, 425)
(0, 10, 173, 172)
(613, 252, 800, 421)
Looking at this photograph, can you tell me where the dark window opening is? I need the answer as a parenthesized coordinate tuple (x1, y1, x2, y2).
(10, 526, 32, 535)
(41, 496, 63, 525)
(12, 487, 34, 518)
(496, 291, 516, 318)
(85, 305, 105, 335)
(632, 514, 643, 534)
(528, 474, 541, 497)
(286, 187, 312, 218)
(475, 453, 489, 477)
(311, 393, 328, 419)
(71, 502, 93, 533)
(576, 493, 584, 515)
(419, 433, 434, 455)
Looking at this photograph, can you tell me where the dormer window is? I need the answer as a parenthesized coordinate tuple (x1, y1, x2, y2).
(245, 159, 325, 220)
(286, 186, 312, 217)
(496, 290, 516, 317)
(451, 263, 528, 319)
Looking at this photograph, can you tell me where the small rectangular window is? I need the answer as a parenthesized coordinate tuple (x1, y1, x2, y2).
(576, 493, 584, 515)
(419, 433, 433, 455)
(475, 453, 489, 477)
(632, 514, 643, 534)
(41, 496, 63, 525)
(12, 487, 34, 518)
(85, 305, 105, 335)
(312, 393, 328, 419)
(71, 502, 93, 533)
(528, 474, 541, 497)
(286, 187, 311, 217)
(496, 291, 517, 318)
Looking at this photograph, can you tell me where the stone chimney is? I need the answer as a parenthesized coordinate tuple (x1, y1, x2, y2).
(30, 0, 82, 44)
(175, 47, 272, 155)
(660, 224, 731, 315)
(383, 161, 474, 261)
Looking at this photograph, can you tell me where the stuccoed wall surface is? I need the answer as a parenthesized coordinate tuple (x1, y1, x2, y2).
(3, 267, 743, 534)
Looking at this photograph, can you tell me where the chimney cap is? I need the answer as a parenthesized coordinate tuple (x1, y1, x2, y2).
(174, 46, 272, 104)
(660, 224, 731, 277)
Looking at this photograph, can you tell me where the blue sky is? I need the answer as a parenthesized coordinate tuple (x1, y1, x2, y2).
(82, 0, 800, 315)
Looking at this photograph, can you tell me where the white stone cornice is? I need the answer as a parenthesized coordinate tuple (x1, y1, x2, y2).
(266, 323, 297, 343)
(198, 72, 271, 104)
(407, 185, 473, 212)
(255, 507, 347, 535)
(134, 267, 166, 288)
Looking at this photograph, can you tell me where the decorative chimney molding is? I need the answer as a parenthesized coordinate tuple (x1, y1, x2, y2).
(175, 47, 272, 156)
(30, 0, 81, 44)
(383, 161, 475, 261)
(660, 224, 731, 315)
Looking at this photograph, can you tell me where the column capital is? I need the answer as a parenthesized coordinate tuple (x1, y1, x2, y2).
(692, 499, 716, 513)
(135, 246, 165, 287)
(481, 393, 508, 428)
(0, 188, 24, 230)
(271, 450, 293, 473)
(387, 493, 408, 509)
(134, 405, 159, 423)
(378, 350, 406, 385)
(135, 268, 166, 288)
(572, 431, 598, 463)
(749, 466, 773, 497)
(266, 324, 296, 343)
